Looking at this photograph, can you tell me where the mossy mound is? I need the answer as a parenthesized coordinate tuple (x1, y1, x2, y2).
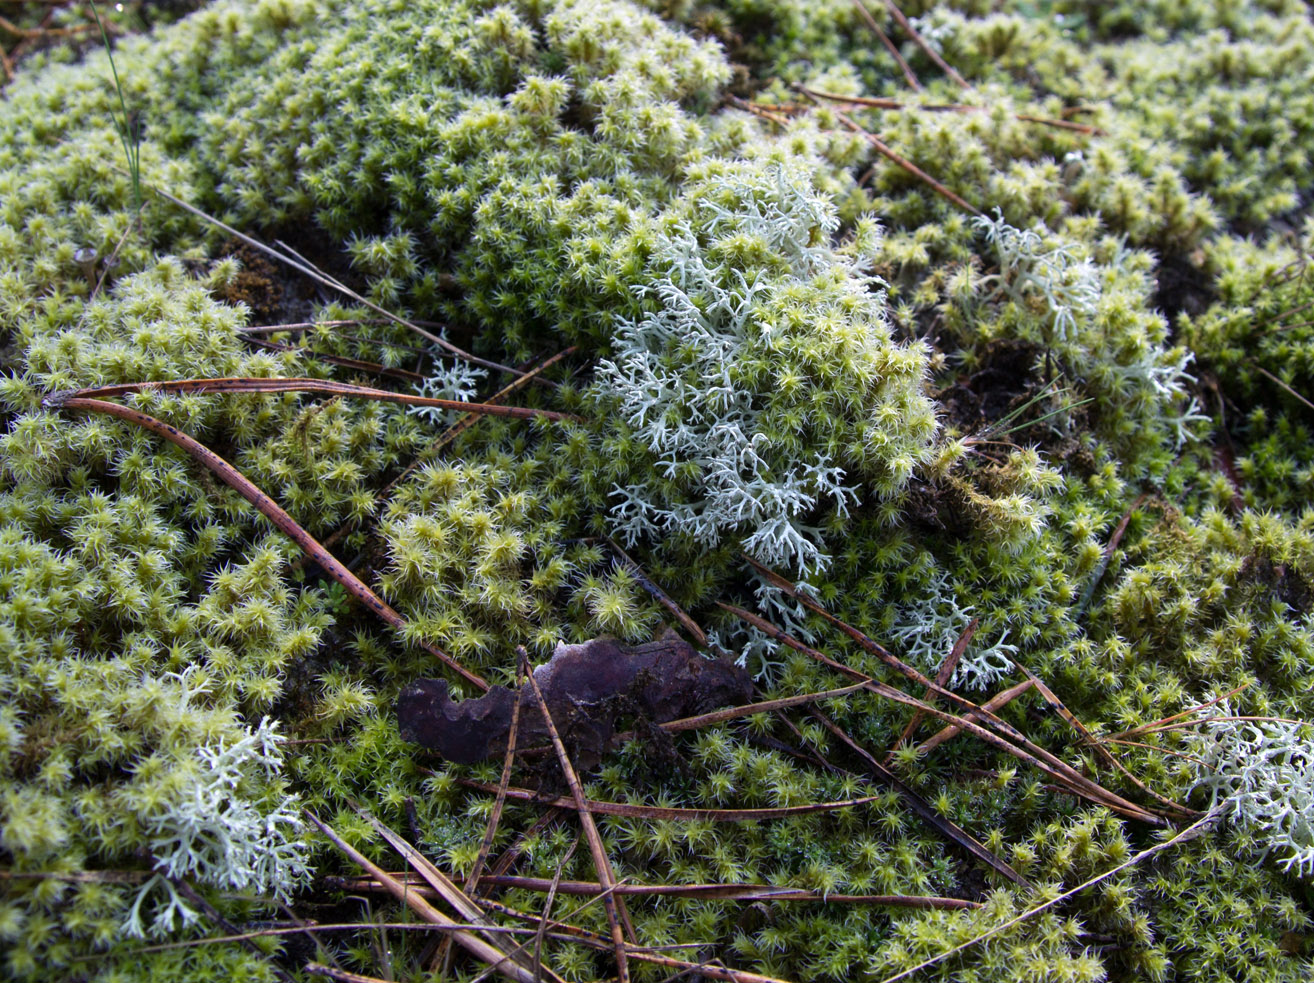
(3, 1, 1314, 981)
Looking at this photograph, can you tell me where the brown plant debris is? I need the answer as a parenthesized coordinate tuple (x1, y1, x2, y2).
(397, 630, 752, 765)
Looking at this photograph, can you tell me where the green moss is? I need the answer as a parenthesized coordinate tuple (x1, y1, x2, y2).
(4, 0, 1314, 980)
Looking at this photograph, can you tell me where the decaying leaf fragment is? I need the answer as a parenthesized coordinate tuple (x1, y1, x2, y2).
(397, 630, 752, 764)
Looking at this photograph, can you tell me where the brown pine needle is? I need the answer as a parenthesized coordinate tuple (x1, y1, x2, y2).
(243, 336, 426, 382)
(0, 13, 104, 40)
(874, 812, 1220, 983)
(51, 397, 488, 691)
(336, 874, 980, 909)
(604, 537, 708, 646)
(1254, 365, 1314, 412)
(43, 376, 576, 424)
(886, 617, 979, 764)
(306, 814, 536, 983)
(461, 780, 884, 821)
(1017, 666, 1197, 820)
(795, 84, 1106, 135)
(114, 922, 562, 957)
(833, 109, 982, 214)
(465, 664, 527, 896)
(1102, 682, 1252, 743)
(1101, 739, 1210, 767)
(872, 0, 972, 90)
(725, 94, 796, 127)
(480, 902, 798, 983)
(803, 705, 1030, 888)
(916, 679, 1034, 755)
(850, 0, 921, 89)
(718, 600, 1163, 824)
(1076, 493, 1150, 619)
(307, 963, 395, 983)
(380, 346, 578, 506)
(89, 221, 133, 301)
(736, 557, 1083, 751)
(168, 879, 298, 983)
(533, 840, 576, 983)
(655, 683, 871, 734)
(239, 318, 443, 335)
(485, 809, 566, 884)
(523, 652, 632, 983)
(351, 807, 555, 980)
(144, 182, 522, 377)
(465, 839, 579, 983)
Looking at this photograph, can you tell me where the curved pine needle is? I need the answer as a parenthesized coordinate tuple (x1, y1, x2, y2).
(43, 376, 577, 423)
(53, 397, 488, 692)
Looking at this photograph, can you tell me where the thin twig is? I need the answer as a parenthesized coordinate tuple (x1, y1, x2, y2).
(51, 397, 488, 691)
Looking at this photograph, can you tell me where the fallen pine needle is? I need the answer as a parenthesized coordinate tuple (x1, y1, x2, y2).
(874, 812, 1219, 983)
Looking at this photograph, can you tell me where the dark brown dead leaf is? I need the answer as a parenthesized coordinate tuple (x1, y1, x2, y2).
(397, 630, 752, 765)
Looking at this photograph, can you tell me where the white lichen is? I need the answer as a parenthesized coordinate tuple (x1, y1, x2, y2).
(891, 570, 1017, 692)
(125, 671, 312, 937)
(1188, 702, 1314, 878)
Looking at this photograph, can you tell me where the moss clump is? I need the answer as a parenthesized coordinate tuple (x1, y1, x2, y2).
(4, 0, 1314, 981)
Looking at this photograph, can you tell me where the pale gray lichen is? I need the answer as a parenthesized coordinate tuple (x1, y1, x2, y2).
(1188, 701, 1314, 879)
(126, 671, 311, 937)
